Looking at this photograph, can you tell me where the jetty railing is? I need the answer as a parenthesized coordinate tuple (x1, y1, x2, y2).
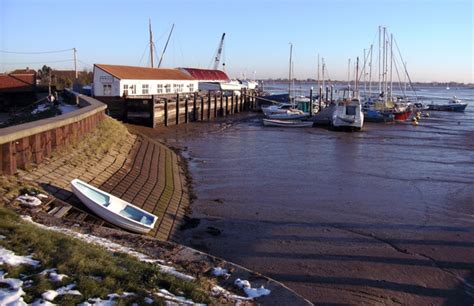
(0, 95, 107, 175)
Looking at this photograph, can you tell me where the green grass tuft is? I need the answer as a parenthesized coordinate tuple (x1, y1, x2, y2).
(0, 207, 214, 304)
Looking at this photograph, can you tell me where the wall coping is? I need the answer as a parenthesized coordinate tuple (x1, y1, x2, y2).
(0, 95, 107, 145)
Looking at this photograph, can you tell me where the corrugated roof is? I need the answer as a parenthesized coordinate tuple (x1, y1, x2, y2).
(180, 68, 230, 81)
(94, 64, 195, 81)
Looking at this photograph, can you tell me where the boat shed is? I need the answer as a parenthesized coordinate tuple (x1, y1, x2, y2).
(93, 64, 198, 98)
(179, 67, 241, 93)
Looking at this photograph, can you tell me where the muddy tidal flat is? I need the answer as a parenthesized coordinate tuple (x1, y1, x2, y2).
(146, 111, 474, 305)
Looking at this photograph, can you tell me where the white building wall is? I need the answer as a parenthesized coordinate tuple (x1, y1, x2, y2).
(119, 79, 198, 96)
(93, 67, 121, 97)
(93, 66, 198, 97)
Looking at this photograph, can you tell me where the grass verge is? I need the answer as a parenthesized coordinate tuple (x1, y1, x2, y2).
(0, 207, 214, 305)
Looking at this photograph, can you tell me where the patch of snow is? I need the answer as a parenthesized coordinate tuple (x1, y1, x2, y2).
(16, 194, 42, 206)
(0, 273, 23, 290)
(0, 246, 40, 267)
(30, 299, 56, 306)
(107, 292, 135, 299)
(42, 283, 82, 301)
(31, 103, 51, 115)
(77, 297, 116, 306)
(49, 272, 68, 282)
(21, 217, 195, 282)
(234, 278, 271, 299)
(0, 235, 5, 240)
(40, 269, 68, 282)
(58, 103, 79, 114)
(212, 267, 230, 277)
(37, 194, 49, 199)
(144, 297, 154, 304)
(0, 287, 27, 306)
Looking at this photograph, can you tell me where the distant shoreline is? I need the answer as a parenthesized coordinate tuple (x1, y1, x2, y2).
(259, 79, 474, 88)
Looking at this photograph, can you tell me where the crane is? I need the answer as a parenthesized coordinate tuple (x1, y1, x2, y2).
(213, 33, 226, 70)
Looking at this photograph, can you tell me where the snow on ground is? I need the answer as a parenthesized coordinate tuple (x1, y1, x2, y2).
(40, 268, 68, 282)
(16, 194, 42, 206)
(78, 292, 135, 306)
(21, 216, 195, 282)
(58, 103, 79, 114)
(31, 103, 51, 115)
(0, 246, 40, 267)
(212, 267, 230, 277)
(234, 278, 271, 298)
(0, 235, 5, 240)
(0, 271, 27, 305)
(42, 283, 82, 301)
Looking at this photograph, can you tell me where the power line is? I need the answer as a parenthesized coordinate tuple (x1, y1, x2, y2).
(1, 59, 73, 65)
(0, 48, 74, 54)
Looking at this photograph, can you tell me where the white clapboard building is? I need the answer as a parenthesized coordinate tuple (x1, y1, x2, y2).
(93, 64, 198, 98)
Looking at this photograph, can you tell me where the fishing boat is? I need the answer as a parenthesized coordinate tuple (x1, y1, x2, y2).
(427, 96, 467, 112)
(263, 118, 313, 127)
(70, 179, 158, 234)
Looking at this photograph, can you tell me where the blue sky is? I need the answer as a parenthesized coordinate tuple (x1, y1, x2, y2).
(1, 0, 472, 83)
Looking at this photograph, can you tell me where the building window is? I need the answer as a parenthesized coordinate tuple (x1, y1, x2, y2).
(165, 84, 171, 93)
(142, 84, 149, 94)
(173, 84, 178, 93)
(157, 84, 163, 94)
(130, 85, 136, 94)
(188, 84, 194, 92)
(123, 84, 128, 96)
(103, 84, 112, 96)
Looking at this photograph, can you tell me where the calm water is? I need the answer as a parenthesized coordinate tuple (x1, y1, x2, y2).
(152, 86, 474, 305)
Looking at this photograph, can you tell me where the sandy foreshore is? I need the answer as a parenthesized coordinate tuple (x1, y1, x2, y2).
(139, 112, 474, 305)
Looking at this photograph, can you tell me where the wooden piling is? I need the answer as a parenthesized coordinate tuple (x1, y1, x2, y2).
(164, 99, 169, 126)
(213, 93, 217, 118)
(220, 93, 223, 116)
(150, 96, 156, 127)
(309, 88, 313, 116)
(185, 96, 189, 123)
(231, 93, 235, 114)
(326, 86, 329, 102)
(193, 93, 197, 121)
(200, 96, 204, 121)
(176, 94, 180, 125)
(207, 92, 211, 120)
(225, 95, 229, 116)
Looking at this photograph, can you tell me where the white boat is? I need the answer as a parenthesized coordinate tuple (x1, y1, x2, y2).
(70, 179, 158, 234)
(261, 103, 294, 116)
(263, 119, 313, 127)
(267, 109, 309, 120)
(332, 98, 364, 130)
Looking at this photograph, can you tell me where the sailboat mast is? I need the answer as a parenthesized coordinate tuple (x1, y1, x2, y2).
(288, 43, 293, 100)
(355, 57, 359, 93)
(369, 44, 373, 96)
(389, 33, 394, 101)
(363, 49, 366, 94)
(317, 54, 320, 89)
(378, 26, 382, 94)
(149, 19, 154, 68)
(322, 57, 326, 94)
(347, 58, 351, 88)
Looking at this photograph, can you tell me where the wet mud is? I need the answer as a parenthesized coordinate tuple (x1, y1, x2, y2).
(143, 112, 474, 305)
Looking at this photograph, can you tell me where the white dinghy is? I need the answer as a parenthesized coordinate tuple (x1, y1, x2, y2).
(71, 179, 157, 234)
(263, 119, 313, 127)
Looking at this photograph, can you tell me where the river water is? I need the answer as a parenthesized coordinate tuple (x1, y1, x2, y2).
(150, 86, 474, 305)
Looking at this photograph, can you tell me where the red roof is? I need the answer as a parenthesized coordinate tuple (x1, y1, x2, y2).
(179, 68, 229, 82)
(94, 64, 195, 81)
(0, 74, 36, 92)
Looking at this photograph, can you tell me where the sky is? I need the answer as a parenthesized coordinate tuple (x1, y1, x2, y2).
(0, 0, 473, 83)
